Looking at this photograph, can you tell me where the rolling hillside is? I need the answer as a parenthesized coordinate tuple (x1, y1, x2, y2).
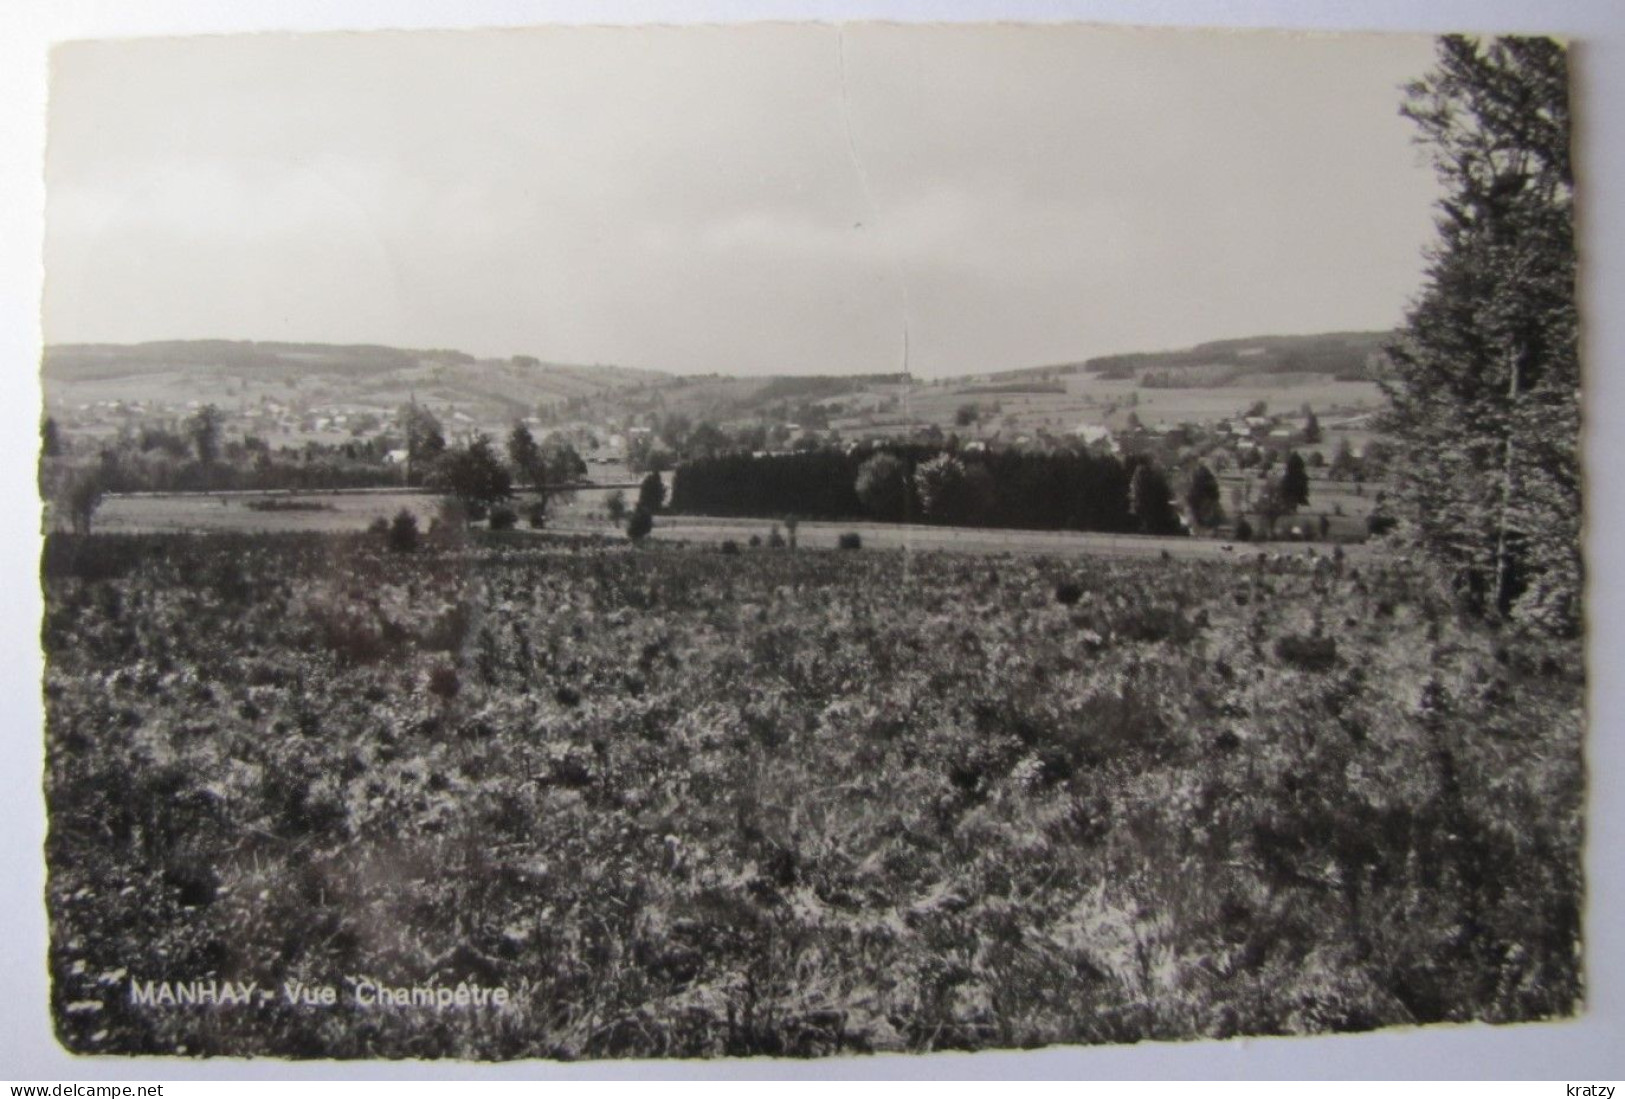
(41, 331, 1392, 438)
(42, 341, 666, 424)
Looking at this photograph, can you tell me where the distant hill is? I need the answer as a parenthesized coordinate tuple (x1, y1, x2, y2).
(42, 340, 668, 424)
(41, 332, 1390, 434)
(1076, 331, 1395, 384)
(45, 340, 465, 383)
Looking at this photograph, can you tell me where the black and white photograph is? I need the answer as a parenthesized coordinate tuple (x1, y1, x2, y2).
(14, 5, 1611, 1072)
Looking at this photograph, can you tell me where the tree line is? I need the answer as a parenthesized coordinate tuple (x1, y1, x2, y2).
(39, 402, 591, 534)
(669, 444, 1190, 536)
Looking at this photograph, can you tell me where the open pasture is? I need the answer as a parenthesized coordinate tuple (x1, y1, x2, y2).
(82, 490, 1380, 561)
(1073, 376, 1381, 427)
(90, 491, 446, 535)
(889, 376, 1383, 438)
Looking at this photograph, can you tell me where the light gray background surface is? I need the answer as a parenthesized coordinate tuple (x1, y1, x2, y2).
(2, 0, 1620, 1080)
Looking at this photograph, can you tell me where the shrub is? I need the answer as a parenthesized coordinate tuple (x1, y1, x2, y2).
(489, 505, 518, 531)
(1055, 581, 1084, 606)
(388, 509, 419, 553)
(368, 516, 390, 536)
(627, 507, 654, 544)
(767, 524, 786, 549)
(1111, 603, 1196, 645)
(1235, 518, 1254, 542)
(436, 497, 471, 529)
(1275, 634, 1338, 671)
(720, 539, 741, 555)
(527, 502, 548, 529)
(748, 534, 763, 548)
(837, 532, 862, 550)
(426, 663, 460, 701)
(246, 498, 334, 512)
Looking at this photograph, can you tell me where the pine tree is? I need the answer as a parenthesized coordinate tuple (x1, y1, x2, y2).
(1129, 461, 1181, 536)
(1381, 36, 1578, 633)
(626, 506, 654, 544)
(1255, 477, 1295, 540)
(1329, 437, 1359, 481)
(637, 471, 666, 513)
(1281, 451, 1310, 509)
(507, 421, 544, 488)
(507, 421, 551, 525)
(398, 399, 446, 484)
(1185, 463, 1224, 532)
(187, 404, 224, 467)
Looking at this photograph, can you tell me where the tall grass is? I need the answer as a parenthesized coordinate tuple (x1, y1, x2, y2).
(43, 532, 1583, 1058)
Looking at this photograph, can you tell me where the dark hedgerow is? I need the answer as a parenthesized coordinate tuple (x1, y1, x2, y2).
(670, 444, 1140, 534)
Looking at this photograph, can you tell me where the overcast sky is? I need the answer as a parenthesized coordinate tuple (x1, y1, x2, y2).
(44, 22, 1442, 376)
